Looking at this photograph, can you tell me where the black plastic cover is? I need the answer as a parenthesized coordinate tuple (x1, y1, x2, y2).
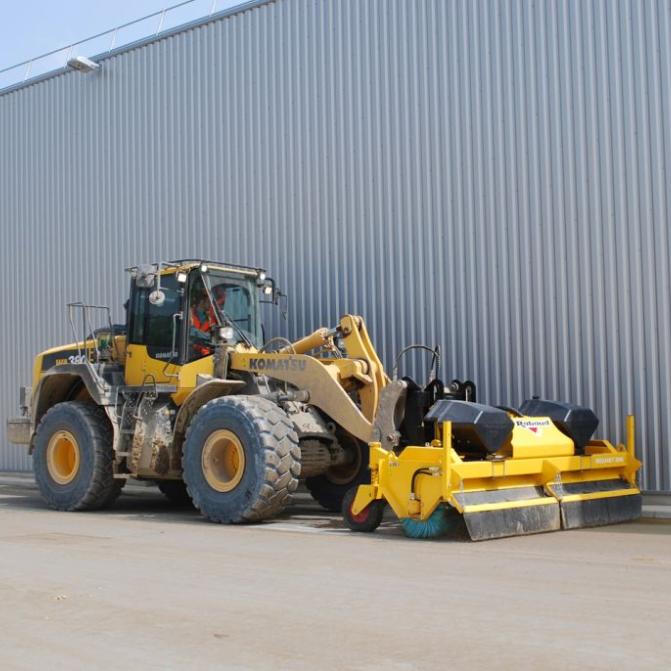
(424, 400, 514, 454)
(519, 399, 599, 449)
(561, 493, 641, 529)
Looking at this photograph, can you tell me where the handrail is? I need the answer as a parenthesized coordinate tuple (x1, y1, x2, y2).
(66, 302, 119, 391)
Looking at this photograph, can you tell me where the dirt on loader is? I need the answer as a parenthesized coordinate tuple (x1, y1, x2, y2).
(0, 475, 669, 671)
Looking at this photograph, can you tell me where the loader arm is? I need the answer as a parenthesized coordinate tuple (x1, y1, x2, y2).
(229, 315, 388, 442)
(336, 315, 388, 421)
(230, 351, 373, 442)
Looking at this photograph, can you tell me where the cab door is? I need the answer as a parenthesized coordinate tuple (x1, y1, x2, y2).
(124, 272, 184, 386)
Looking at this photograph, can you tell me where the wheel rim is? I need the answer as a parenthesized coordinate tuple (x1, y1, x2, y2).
(46, 430, 80, 485)
(350, 502, 370, 524)
(201, 429, 246, 493)
(326, 434, 362, 485)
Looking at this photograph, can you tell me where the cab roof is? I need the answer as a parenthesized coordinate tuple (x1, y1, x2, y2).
(126, 259, 264, 277)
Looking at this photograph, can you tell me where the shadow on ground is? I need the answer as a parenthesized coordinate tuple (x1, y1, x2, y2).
(0, 479, 471, 542)
(2, 478, 663, 541)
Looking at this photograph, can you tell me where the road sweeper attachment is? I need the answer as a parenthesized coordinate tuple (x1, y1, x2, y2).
(343, 400, 641, 541)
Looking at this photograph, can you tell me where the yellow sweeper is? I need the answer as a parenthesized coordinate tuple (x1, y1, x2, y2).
(343, 399, 641, 540)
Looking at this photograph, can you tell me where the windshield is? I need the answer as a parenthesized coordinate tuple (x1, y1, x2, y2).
(188, 271, 262, 358)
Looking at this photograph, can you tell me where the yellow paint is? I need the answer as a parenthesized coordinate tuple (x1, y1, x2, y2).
(31, 354, 42, 392)
(337, 315, 387, 422)
(230, 349, 373, 443)
(351, 417, 642, 529)
(123, 344, 217, 405)
(553, 489, 639, 503)
(31, 341, 96, 390)
(31, 332, 127, 390)
(462, 498, 557, 513)
(201, 429, 246, 492)
(286, 328, 331, 354)
(510, 418, 574, 458)
(46, 430, 80, 485)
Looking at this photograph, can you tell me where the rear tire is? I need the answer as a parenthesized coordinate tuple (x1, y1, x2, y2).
(100, 479, 125, 508)
(306, 435, 369, 512)
(33, 402, 120, 511)
(157, 480, 193, 506)
(342, 486, 384, 532)
(182, 396, 300, 523)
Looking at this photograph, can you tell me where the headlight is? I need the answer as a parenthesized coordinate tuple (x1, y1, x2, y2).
(258, 271, 267, 282)
(263, 284, 273, 295)
(200, 263, 209, 273)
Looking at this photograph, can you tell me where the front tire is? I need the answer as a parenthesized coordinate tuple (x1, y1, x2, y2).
(342, 486, 385, 532)
(182, 396, 300, 523)
(33, 402, 121, 511)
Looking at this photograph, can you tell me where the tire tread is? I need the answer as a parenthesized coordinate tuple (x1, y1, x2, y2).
(183, 396, 300, 523)
(34, 402, 121, 511)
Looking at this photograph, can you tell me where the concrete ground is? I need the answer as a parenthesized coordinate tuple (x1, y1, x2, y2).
(0, 475, 669, 671)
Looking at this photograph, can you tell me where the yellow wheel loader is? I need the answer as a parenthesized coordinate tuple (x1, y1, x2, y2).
(6, 259, 641, 539)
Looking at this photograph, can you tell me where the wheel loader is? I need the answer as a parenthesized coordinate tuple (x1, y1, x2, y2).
(6, 259, 641, 539)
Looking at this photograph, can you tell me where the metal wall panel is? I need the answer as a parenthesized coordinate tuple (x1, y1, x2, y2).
(0, 0, 669, 489)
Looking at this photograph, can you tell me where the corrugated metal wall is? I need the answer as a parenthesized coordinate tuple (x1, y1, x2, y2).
(0, 0, 669, 490)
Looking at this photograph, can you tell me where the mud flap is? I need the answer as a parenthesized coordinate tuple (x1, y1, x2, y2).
(550, 480, 642, 529)
(455, 486, 561, 541)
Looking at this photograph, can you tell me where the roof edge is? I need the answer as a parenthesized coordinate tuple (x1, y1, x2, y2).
(0, 0, 276, 99)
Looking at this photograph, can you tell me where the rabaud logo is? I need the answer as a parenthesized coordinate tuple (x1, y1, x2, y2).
(514, 417, 552, 435)
(248, 357, 306, 371)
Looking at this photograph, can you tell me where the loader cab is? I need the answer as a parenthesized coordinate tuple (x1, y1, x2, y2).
(124, 262, 267, 386)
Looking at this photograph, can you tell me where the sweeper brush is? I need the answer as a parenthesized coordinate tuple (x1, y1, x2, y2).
(343, 400, 641, 541)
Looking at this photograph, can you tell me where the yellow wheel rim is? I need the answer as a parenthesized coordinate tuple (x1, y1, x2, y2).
(326, 434, 362, 485)
(202, 429, 246, 493)
(46, 430, 80, 485)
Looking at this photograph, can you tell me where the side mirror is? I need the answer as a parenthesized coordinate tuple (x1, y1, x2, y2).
(259, 276, 287, 320)
(149, 289, 166, 307)
(136, 263, 167, 306)
(259, 278, 278, 303)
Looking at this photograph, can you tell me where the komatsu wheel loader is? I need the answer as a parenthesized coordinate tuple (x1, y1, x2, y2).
(6, 259, 641, 539)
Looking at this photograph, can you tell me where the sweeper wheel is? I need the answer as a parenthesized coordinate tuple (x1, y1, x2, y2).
(342, 486, 385, 532)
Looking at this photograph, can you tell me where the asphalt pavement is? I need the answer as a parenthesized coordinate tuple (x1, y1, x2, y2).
(0, 475, 670, 671)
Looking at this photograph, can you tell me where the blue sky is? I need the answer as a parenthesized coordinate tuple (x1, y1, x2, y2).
(0, 0, 241, 86)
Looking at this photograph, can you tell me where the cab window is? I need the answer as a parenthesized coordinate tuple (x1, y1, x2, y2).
(187, 272, 260, 361)
(129, 273, 183, 359)
(188, 276, 215, 361)
(220, 284, 253, 333)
